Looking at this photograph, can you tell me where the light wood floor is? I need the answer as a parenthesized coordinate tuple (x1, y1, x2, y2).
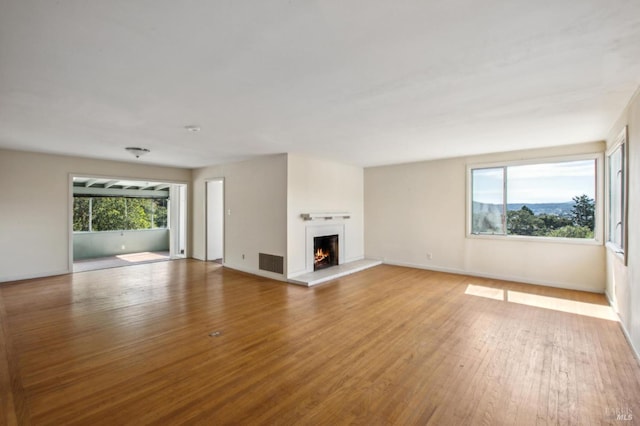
(1, 261, 639, 425)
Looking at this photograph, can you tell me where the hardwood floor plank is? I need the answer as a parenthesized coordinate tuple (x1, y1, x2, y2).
(0, 261, 639, 424)
(0, 291, 22, 425)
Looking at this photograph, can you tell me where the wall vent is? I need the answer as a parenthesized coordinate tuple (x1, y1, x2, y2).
(259, 253, 284, 274)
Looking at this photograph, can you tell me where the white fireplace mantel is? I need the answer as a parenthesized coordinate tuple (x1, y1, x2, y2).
(300, 212, 351, 221)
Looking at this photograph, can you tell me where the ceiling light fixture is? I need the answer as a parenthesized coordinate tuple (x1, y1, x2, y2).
(184, 125, 201, 132)
(125, 147, 150, 158)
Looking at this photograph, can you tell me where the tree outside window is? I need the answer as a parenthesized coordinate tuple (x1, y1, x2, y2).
(73, 197, 168, 232)
(471, 158, 597, 239)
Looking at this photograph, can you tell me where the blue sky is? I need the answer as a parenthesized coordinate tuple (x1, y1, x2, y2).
(473, 160, 596, 204)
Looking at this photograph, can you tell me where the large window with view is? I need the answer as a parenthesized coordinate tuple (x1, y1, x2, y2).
(470, 157, 598, 240)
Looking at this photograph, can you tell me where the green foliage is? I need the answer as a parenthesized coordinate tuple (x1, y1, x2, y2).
(73, 197, 167, 232)
(73, 197, 91, 231)
(123, 198, 152, 230)
(537, 213, 572, 231)
(547, 226, 594, 239)
(91, 197, 126, 231)
(507, 206, 544, 236)
(152, 199, 168, 228)
(571, 194, 595, 230)
(504, 194, 595, 239)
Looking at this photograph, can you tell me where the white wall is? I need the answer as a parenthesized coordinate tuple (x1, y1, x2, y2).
(0, 149, 191, 282)
(365, 142, 606, 292)
(287, 154, 364, 277)
(605, 86, 640, 358)
(206, 180, 224, 260)
(191, 154, 287, 280)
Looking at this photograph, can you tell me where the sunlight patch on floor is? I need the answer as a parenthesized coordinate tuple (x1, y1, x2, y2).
(465, 284, 618, 321)
(465, 284, 505, 301)
(116, 252, 169, 262)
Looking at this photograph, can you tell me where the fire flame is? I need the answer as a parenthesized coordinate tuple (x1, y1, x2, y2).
(315, 248, 329, 264)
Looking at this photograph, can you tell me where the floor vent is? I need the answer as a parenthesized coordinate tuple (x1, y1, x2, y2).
(259, 253, 284, 274)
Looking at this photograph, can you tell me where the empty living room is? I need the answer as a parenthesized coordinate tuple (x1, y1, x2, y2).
(1, 1, 640, 424)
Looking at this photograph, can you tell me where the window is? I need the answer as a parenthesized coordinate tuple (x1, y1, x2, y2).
(470, 156, 598, 240)
(608, 127, 628, 261)
(73, 197, 168, 232)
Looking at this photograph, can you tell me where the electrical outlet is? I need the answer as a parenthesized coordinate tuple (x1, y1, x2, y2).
(242, 254, 245, 260)
(427, 252, 433, 260)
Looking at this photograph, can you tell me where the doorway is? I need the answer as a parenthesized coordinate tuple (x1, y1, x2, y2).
(206, 179, 224, 263)
(169, 183, 188, 259)
(70, 176, 188, 272)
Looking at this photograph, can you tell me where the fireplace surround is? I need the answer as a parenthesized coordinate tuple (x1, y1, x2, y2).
(314, 234, 339, 271)
(305, 224, 345, 273)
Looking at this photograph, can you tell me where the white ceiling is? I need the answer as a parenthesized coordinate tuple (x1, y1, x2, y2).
(1, 1, 639, 168)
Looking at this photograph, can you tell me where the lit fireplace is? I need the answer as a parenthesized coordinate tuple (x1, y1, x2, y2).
(314, 234, 338, 271)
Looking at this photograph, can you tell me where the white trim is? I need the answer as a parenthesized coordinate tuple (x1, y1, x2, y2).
(301, 212, 351, 221)
(467, 233, 602, 245)
(168, 184, 189, 259)
(68, 174, 74, 273)
(605, 241, 625, 261)
(204, 178, 225, 263)
(606, 126, 628, 155)
(604, 126, 628, 265)
(69, 173, 190, 267)
(468, 151, 602, 170)
(466, 152, 604, 244)
(605, 291, 640, 364)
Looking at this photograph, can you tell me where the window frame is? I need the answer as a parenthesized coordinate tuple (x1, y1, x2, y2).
(466, 152, 604, 244)
(606, 126, 629, 264)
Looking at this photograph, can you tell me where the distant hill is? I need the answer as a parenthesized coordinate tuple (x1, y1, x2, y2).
(507, 202, 573, 216)
(473, 201, 574, 217)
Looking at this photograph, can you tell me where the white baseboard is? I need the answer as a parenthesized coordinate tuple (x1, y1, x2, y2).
(0, 268, 71, 284)
(381, 259, 605, 294)
(605, 291, 640, 364)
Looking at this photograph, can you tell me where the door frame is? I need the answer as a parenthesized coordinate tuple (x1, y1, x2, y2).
(68, 173, 189, 271)
(205, 178, 225, 263)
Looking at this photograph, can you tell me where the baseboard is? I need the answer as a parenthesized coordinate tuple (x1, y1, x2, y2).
(381, 259, 605, 294)
(0, 269, 71, 284)
(222, 264, 288, 283)
(605, 291, 640, 365)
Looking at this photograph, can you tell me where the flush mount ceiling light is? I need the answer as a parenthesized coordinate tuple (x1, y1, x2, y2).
(184, 125, 201, 132)
(125, 147, 150, 158)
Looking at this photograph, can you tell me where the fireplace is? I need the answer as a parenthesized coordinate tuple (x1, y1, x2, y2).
(314, 234, 339, 271)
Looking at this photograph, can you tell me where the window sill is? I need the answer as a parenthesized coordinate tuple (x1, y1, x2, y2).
(605, 242, 626, 261)
(467, 233, 603, 246)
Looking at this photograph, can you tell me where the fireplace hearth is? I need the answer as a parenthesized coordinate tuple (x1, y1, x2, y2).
(314, 234, 339, 271)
